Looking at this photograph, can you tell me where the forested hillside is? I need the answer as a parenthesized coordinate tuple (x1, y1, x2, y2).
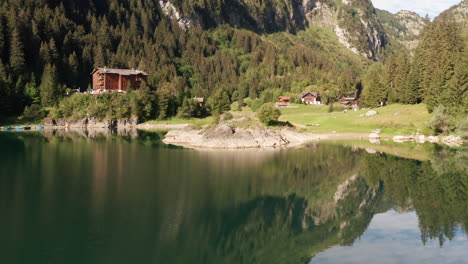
(0, 0, 466, 127)
(0, 0, 372, 120)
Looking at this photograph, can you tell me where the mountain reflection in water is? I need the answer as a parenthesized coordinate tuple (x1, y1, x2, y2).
(0, 131, 466, 264)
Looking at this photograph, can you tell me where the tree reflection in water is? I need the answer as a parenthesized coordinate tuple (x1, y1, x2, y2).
(0, 132, 466, 264)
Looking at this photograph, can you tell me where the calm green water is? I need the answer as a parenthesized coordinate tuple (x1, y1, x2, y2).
(0, 130, 467, 264)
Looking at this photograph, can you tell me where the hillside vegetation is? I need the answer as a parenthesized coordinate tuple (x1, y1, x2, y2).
(0, 0, 373, 121)
(0, 0, 465, 138)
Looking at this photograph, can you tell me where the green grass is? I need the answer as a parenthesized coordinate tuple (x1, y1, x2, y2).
(279, 104, 431, 136)
(141, 116, 214, 126)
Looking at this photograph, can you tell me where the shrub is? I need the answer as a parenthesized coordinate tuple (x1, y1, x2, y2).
(178, 98, 201, 118)
(19, 104, 46, 122)
(207, 89, 230, 115)
(223, 112, 233, 120)
(456, 117, 468, 139)
(429, 105, 453, 135)
(257, 103, 281, 125)
(250, 99, 263, 111)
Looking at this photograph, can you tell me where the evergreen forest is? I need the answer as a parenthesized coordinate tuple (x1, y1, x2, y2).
(0, 0, 466, 128)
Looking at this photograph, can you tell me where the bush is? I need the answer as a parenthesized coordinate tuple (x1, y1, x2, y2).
(178, 98, 202, 118)
(456, 117, 468, 139)
(257, 103, 281, 125)
(250, 99, 263, 111)
(207, 89, 230, 115)
(223, 112, 233, 120)
(19, 104, 46, 122)
(429, 105, 453, 135)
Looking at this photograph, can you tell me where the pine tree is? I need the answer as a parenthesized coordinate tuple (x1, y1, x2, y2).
(9, 27, 25, 74)
(363, 64, 386, 107)
(157, 82, 176, 120)
(94, 44, 106, 68)
(393, 52, 411, 103)
(0, 19, 5, 62)
(25, 73, 40, 104)
(207, 88, 231, 115)
(403, 65, 421, 105)
(442, 52, 468, 115)
(40, 64, 58, 106)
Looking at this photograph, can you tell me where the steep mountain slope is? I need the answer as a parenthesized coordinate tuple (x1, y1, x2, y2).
(437, 0, 468, 31)
(161, 0, 387, 58)
(376, 9, 428, 51)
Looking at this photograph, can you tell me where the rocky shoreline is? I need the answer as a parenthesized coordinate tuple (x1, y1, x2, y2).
(42, 116, 138, 128)
(163, 124, 318, 149)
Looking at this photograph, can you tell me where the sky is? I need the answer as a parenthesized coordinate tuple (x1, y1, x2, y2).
(371, 0, 462, 19)
(310, 210, 468, 264)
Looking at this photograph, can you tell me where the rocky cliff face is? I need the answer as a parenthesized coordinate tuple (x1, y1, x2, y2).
(376, 9, 428, 51)
(159, 0, 387, 59)
(437, 0, 468, 30)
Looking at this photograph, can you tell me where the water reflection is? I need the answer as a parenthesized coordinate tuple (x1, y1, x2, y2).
(0, 132, 466, 264)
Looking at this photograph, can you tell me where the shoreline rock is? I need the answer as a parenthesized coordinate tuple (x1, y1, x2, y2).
(163, 124, 317, 149)
(43, 116, 138, 129)
(392, 134, 463, 146)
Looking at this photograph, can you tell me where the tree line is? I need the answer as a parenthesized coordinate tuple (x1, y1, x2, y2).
(0, 0, 362, 122)
(362, 16, 467, 116)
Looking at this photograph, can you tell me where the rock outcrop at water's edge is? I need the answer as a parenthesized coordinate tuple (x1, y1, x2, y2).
(163, 124, 317, 149)
(43, 116, 139, 129)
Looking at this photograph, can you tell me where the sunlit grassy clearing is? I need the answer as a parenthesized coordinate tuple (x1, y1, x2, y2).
(280, 104, 431, 135)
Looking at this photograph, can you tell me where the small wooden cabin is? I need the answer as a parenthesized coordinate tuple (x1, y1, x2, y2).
(91, 68, 148, 93)
(193, 97, 205, 107)
(339, 97, 360, 106)
(277, 96, 291, 108)
(301, 92, 321, 105)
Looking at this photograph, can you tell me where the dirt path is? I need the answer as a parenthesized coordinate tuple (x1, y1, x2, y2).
(136, 124, 192, 130)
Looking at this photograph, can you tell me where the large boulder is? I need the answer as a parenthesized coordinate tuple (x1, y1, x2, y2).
(68, 118, 88, 128)
(393, 136, 412, 142)
(42, 117, 56, 126)
(365, 110, 378, 117)
(116, 116, 139, 127)
(163, 123, 314, 149)
(88, 118, 115, 128)
(426, 136, 440, 143)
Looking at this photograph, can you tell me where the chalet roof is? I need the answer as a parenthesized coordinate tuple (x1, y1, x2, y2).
(301, 92, 320, 98)
(91, 68, 149, 76)
(193, 97, 205, 103)
(278, 96, 291, 100)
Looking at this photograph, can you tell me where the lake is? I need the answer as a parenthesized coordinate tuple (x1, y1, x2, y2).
(0, 130, 467, 264)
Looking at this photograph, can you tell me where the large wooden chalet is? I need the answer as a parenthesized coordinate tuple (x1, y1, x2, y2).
(91, 67, 148, 93)
(301, 92, 321, 105)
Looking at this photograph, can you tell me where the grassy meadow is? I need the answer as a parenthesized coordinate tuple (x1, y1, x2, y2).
(279, 104, 432, 136)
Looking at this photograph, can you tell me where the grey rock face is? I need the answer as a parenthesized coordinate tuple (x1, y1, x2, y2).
(163, 124, 315, 149)
(43, 117, 139, 128)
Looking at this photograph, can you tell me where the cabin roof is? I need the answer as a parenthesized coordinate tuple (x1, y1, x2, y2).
(301, 92, 320, 98)
(278, 96, 291, 100)
(193, 97, 205, 103)
(91, 68, 149, 76)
